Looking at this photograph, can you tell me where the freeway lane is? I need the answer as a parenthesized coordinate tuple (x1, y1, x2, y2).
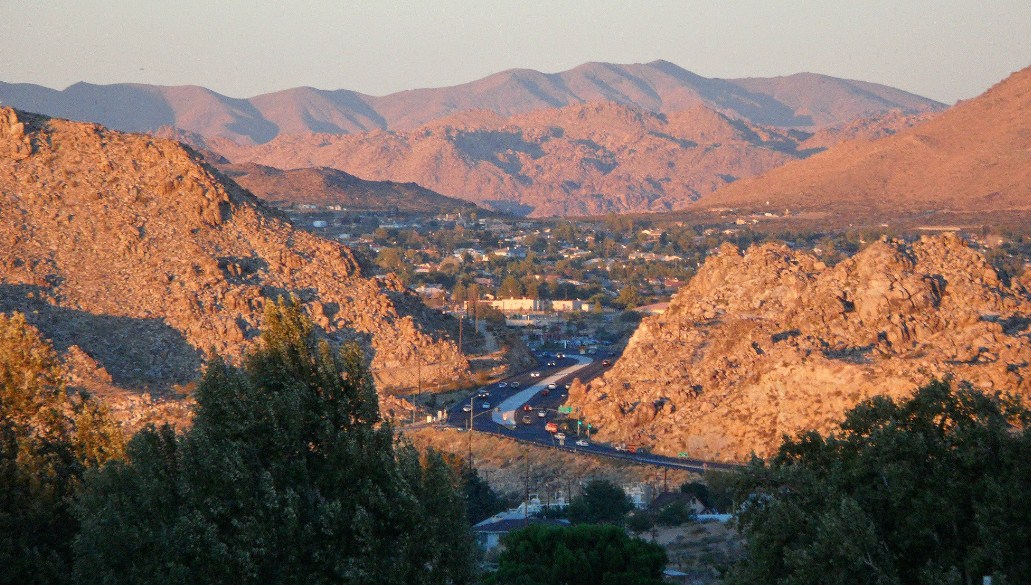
(442, 354, 741, 473)
(491, 355, 593, 426)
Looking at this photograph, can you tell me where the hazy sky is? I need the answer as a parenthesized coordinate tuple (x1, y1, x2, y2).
(2, 1, 1029, 104)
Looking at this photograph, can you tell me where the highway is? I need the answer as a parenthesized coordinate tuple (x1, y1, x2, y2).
(442, 353, 740, 474)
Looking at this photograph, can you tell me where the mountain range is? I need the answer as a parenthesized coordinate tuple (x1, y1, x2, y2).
(0, 60, 944, 144)
(1, 61, 950, 217)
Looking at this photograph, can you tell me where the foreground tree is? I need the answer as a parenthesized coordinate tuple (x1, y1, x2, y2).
(0, 313, 124, 585)
(728, 379, 1031, 585)
(487, 524, 666, 585)
(73, 299, 475, 584)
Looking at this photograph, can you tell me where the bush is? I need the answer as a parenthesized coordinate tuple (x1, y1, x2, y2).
(487, 524, 667, 585)
(655, 503, 693, 527)
(626, 511, 655, 532)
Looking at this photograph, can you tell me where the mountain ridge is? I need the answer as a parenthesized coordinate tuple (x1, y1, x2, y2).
(0, 60, 945, 145)
(207, 100, 810, 216)
(703, 64, 1031, 218)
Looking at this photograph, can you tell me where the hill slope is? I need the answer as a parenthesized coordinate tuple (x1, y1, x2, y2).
(569, 235, 1031, 461)
(708, 65, 1031, 218)
(0, 61, 944, 145)
(0, 107, 466, 394)
(211, 102, 810, 216)
(216, 162, 482, 214)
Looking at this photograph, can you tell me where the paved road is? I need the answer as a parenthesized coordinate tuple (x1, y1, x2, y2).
(442, 354, 740, 473)
(491, 355, 593, 426)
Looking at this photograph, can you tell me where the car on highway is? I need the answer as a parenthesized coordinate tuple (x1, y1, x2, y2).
(476, 391, 489, 398)
(529, 371, 541, 378)
(510, 381, 519, 387)
(547, 383, 557, 390)
(462, 404, 472, 412)
(546, 361, 557, 367)
(537, 410, 547, 418)
(602, 360, 611, 366)
(575, 439, 589, 447)
(497, 382, 508, 388)
(521, 415, 532, 424)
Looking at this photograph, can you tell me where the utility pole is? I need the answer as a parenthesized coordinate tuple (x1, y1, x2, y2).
(458, 314, 463, 353)
(467, 395, 475, 466)
(417, 345, 422, 422)
(523, 445, 530, 519)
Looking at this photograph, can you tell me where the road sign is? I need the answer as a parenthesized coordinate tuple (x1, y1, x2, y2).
(558, 406, 573, 414)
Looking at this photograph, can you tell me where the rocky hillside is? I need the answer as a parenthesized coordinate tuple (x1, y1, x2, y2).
(708, 64, 1031, 218)
(210, 102, 809, 216)
(569, 235, 1031, 462)
(0, 107, 467, 397)
(215, 162, 482, 214)
(0, 61, 944, 144)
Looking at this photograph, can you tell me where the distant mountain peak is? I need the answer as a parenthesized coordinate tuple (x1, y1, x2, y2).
(706, 63, 1031, 221)
(0, 61, 945, 145)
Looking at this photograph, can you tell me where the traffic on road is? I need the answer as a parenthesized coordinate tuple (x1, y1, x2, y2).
(442, 352, 738, 473)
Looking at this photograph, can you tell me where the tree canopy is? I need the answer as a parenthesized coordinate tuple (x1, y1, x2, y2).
(487, 524, 667, 585)
(567, 479, 634, 525)
(0, 312, 124, 585)
(727, 378, 1031, 585)
(73, 299, 475, 585)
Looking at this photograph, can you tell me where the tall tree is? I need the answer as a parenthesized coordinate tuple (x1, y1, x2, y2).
(567, 479, 634, 525)
(0, 313, 124, 585)
(74, 299, 475, 585)
(727, 379, 1031, 585)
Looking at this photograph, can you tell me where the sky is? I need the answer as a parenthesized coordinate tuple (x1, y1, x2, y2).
(2, 1, 1030, 104)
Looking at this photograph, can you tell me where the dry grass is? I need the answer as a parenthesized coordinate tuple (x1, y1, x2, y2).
(634, 520, 743, 583)
(407, 426, 697, 498)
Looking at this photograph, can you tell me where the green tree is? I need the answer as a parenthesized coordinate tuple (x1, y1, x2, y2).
(0, 313, 124, 585)
(614, 286, 641, 310)
(498, 275, 523, 299)
(487, 524, 666, 585)
(376, 246, 407, 273)
(567, 479, 634, 525)
(727, 379, 1031, 585)
(437, 453, 509, 524)
(73, 299, 475, 585)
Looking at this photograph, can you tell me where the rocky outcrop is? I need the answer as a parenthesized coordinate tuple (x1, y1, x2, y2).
(0, 107, 467, 398)
(571, 235, 1031, 461)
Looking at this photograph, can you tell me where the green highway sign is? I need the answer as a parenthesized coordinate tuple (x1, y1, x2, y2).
(558, 406, 573, 414)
